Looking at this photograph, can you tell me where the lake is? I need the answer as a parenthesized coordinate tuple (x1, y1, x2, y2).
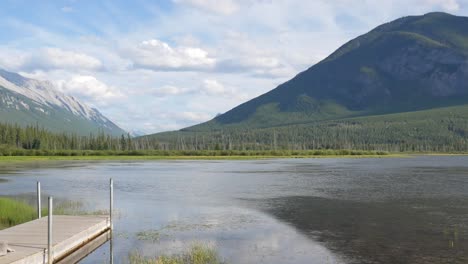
(1, 156, 468, 263)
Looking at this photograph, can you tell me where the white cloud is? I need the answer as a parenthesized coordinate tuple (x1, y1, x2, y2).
(124, 36, 290, 77)
(17, 70, 44, 80)
(146, 79, 245, 99)
(0, 48, 30, 70)
(200, 79, 226, 95)
(127, 39, 216, 71)
(151, 85, 190, 96)
(0, 47, 103, 72)
(218, 56, 282, 72)
(56, 75, 123, 105)
(174, 0, 240, 15)
(212, 31, 294, 78)
(169, 111, 213, 123)
(200, 79, 249, 100)
(425, 0, 460, 11)
(33, 48, 103, 71)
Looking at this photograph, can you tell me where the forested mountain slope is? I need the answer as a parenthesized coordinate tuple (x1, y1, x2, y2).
(183, 12, 468, 130)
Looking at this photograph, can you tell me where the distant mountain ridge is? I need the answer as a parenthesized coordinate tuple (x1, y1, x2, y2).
(0, 69, 126, 136)
(182, 12, 468, 131)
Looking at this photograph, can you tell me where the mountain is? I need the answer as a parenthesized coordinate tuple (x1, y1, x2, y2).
(143, 12, 468, 152)
(184, 12, 468, 131)
(0, 69, 126, 136)
(129, 129, 147, 137)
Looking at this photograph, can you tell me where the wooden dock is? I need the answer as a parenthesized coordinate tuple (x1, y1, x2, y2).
(0, 215, 111, 264)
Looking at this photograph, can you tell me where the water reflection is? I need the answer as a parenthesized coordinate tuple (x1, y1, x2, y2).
(102, 204, 342, 264)
(110, 232, 114, 264)
(1, 156, 468, 263)
(250, 196, 468, 263)
(123, 208, 344, 264)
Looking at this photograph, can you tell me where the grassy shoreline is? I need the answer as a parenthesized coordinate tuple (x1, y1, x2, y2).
(0, 154, 408, 162)
(0, 198, 42, 229)
(0, 196, 108, 229)
(0, 151, 466, 163)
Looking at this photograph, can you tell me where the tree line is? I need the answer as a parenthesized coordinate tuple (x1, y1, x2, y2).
(0, 114, 466, 156)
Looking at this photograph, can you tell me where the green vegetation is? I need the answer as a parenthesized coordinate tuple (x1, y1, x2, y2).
(129, 244, 224, 264)
(0, 122, 134, 152)
(148, 105, 468, 153)
(1, 103, 468, 156)
(155, 12, 468, 153)
(0, 121, 393, 157)
(0, 153, 392, 163)
(0, 149, 388, 158)
(0, 198, 43, 229)
(136, 230, 166, 242)
(0, 197, 107, 229)
(52, 200, 108, 216)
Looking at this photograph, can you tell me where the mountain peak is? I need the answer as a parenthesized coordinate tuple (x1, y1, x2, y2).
(182, 12, 468, 130)
(423, 11, 452, 16)
(0, 68, 28, 87)
(0, 68, 126, 135)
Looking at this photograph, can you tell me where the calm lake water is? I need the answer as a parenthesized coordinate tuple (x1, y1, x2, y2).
(1, 156, 468, 263)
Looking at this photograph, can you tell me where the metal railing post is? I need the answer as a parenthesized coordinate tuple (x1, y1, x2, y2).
(37, 181, 41, 218)
(110, 178, 114, 264)
(48, 196, 53, 264)
(110, 178, 113, 231)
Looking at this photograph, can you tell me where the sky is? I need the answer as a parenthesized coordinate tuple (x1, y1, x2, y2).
(0, 0, 468, 134)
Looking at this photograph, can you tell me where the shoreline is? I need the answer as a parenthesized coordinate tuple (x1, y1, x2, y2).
(0, 154, 411, 162)
(0, 153, 467, 162)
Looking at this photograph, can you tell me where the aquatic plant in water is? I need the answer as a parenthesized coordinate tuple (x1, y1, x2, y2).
(129, 243, 225, 264)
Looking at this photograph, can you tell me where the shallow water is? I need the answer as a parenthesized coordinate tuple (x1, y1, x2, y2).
(0, 156, 467, 263)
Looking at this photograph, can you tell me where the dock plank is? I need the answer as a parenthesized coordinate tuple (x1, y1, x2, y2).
(0, 215, 110, 264)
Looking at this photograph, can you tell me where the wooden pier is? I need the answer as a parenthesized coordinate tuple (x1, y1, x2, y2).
(0, 215, 110, 264)
(0, 179, 114, 263)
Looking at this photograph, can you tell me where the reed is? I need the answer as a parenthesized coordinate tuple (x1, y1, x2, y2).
(0, 198, 38, 229)
(129, 243, 224, 264)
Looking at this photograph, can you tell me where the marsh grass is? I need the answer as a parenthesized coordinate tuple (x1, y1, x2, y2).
(0, 196, 108, 229)
(135, 220, 221, 244)
(135, 223, 215, 243)
(136, 230, 168, 242)
(52, 199, 108, 216)
(0, 149, 393, 163)
(129, 244, 224, 264)
(0, 197, 42, 229)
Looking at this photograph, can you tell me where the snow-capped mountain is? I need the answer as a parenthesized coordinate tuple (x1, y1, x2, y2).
(129, 129, 147, 137)
(0, 69, 126, 136)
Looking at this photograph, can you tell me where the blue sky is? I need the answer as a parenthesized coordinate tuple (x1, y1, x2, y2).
(1, 0, 468, 133)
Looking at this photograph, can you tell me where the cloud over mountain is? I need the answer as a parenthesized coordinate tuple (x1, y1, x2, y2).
(126, 39, 216, 71)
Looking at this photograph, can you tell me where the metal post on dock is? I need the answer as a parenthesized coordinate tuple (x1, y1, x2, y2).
(109, 178, 114, 264)
(37, 181, 41, 218)
(110, 178, 113, 231)
(48, 196, 53, 264)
